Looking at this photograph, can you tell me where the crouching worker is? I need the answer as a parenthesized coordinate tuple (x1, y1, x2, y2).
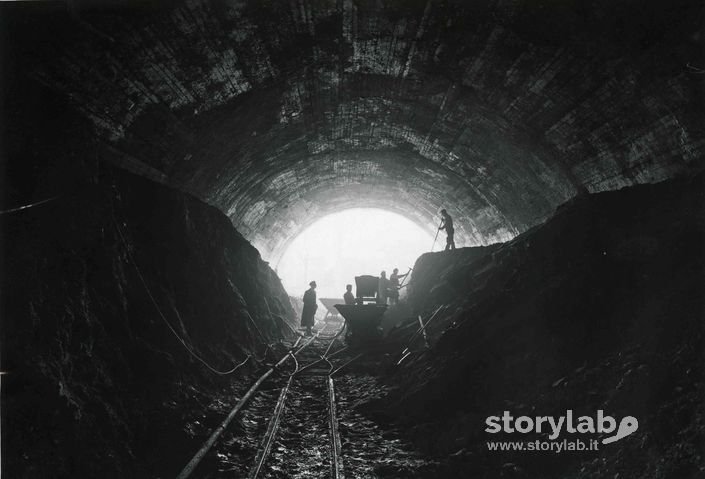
(344, 284, 355, 305)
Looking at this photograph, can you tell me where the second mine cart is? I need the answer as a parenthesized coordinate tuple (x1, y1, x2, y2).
(318, 297, 345, 323)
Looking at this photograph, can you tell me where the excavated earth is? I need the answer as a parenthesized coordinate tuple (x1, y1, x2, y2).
(2, 166, 297, 478)
(369, 172, 705, 478)
(3, 165, 704, 479)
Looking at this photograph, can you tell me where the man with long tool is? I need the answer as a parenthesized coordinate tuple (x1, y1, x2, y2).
(439, 209, 456, 250)
(388, 268, 409, 305)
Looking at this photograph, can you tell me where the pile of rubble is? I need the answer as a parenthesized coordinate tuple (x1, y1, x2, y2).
(383, 174, 705, 478)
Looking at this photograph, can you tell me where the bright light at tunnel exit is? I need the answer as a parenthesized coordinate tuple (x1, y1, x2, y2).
(276, 208, 434, 301)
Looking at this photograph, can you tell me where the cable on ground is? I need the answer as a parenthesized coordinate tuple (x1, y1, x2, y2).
(112, 216, 249, 376)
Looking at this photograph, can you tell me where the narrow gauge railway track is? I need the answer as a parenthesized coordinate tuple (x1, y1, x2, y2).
(176, 320, 349, 479)
(248, 330, 348, 479)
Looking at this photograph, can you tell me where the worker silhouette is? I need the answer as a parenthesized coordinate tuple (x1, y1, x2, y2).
(301, 281, 317, 336)
(439, 209, 455, 250)
(388, 268, 408, 305)
(377, 271, 390, 305)
(344, 284, 355, 305)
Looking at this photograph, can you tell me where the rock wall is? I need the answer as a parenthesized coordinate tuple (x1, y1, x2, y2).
(392, 174, 705, 478)
(1, 166, 296, 477)
(5, 1, 703, 261)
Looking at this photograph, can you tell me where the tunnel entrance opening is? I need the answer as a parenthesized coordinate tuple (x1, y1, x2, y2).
(276, 208, 434, 299)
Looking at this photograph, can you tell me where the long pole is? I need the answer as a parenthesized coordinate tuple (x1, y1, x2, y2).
(176, 337, 307, 479)
(430, 221, 442, 251)
(398, 267, 412, 289)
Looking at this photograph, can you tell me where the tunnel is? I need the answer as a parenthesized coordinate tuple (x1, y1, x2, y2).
(2, 1, 704, 478)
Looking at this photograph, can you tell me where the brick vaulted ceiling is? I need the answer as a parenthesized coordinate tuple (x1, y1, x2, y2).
(7, 0, 705, 262)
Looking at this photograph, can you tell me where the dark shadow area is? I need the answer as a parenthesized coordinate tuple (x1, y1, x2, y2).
(1, 165, 296, 477)
(378, 173, 705, 478)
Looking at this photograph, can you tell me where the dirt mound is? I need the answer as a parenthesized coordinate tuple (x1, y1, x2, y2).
(2, 166, 296, 477)
(386, 174, 705, 478)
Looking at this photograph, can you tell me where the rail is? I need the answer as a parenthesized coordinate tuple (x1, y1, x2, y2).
(175, 335, 314, 479)
(176, 319, 348, 479)
(247, 321, 346, 478)
(328, 377, 344, 479)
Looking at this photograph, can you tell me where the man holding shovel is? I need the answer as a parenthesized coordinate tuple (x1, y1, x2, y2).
(439, 209, 455, 251)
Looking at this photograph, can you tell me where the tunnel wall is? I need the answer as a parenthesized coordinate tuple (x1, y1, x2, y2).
(3, 0, 702, 262)
(1, 165, 296, 477)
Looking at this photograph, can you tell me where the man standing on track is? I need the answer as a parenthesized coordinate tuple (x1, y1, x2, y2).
(301, 280, 317, 336)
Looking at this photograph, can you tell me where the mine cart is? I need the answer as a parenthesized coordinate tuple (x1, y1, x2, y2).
(334, 275, 387, 341)
(319, 297, 345, 323)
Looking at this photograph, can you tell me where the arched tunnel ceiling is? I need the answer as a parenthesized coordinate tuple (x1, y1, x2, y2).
(11, 0, 705, 261)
